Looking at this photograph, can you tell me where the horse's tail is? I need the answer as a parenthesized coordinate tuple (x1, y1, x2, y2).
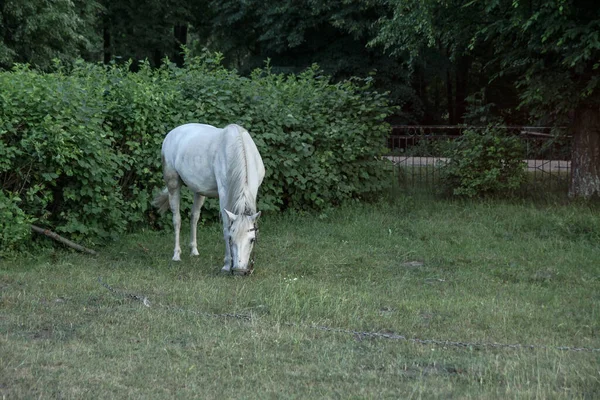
(152, 188, 170, 214)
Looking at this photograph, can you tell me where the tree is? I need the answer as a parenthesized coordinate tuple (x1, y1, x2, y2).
(369, 0, 600, 197)
(0, 0, 100, 70)
(468, 0, 600, 198)
(367, 0, 487, 124)
(100, 0, 196, 67)
(198, 0, 377, 73)
(196, 0, 420, 122)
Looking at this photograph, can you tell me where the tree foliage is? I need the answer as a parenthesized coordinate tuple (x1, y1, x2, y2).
(368, 0, 600, 197)
(2, 0, 597, 127)
(369, 0, 475, 60)
(2, 0, 599, 198)
(470, 0, 600, 118)
(0, 0, 100, 69)
(466, 0, 600, 197)
(197, 0, 418, 122)
(100, 0, 197, 66)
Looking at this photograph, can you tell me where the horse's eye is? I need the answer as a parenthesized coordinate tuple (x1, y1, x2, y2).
(250, 238, 256, 244)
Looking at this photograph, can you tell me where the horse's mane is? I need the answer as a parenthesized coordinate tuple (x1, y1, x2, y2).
(225, 125, 257, 215)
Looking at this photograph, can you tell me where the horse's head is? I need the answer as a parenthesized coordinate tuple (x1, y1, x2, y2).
(225, 210, 261, 274)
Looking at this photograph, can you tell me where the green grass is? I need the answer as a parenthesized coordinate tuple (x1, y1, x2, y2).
(2, 195, 600, 399)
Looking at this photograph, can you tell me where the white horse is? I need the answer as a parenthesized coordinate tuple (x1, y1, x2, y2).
(153, 123, 265, 274)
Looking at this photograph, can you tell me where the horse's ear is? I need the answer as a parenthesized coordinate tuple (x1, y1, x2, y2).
(250, 211, 261, 222)
(225, 209, 237, 222)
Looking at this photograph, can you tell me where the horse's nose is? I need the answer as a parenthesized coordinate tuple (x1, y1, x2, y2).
(232, 268, 251, 276)
(234, 262, 246, 271)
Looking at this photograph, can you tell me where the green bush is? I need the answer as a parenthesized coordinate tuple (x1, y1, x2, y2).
(239, 65, 392, 211)
(0, 53, 394, 250)
(0, 191, 33, 256)
(441, 127, 527, 197)
(0, 64, 126, 242)
(103, 60, 185, 226)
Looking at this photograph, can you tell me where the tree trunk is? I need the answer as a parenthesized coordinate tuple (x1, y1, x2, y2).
(455, 55, 471, 123)
(103, 20, 111, 64)
(152, 48, 164, 68)
(173, 24, 188, 66)
(411, 63, 430, 123)
(446, 67, 455, 124)
(569, 106, 600, 198)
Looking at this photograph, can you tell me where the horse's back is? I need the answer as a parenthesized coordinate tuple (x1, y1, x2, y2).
(162, 123, 221, 158)
(161, 123, 264, 198)
(161, 123, 223, 195)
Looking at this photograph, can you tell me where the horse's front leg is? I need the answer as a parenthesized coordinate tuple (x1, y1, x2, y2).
(220, 209, 233, 272)
(190, 193, 205, 256)
(221, 225, 233, 272)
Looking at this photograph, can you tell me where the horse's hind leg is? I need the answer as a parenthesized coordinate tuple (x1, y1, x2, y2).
(190, 193, 205, 256)
(165, 168, 183, 261)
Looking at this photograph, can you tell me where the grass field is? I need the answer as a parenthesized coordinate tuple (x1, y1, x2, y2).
(1, 194, 599, 399)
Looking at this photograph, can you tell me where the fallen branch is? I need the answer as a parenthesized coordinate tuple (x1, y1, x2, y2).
(31, 225, 98, 255)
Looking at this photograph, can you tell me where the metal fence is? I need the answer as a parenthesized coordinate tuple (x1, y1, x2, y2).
(386, 125, 571, 191)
